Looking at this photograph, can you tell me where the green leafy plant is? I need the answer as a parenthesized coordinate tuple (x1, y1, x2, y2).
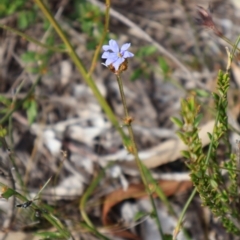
(17, 9, 36, 29)
(74, 0, 105, 50)
(21, 49, 52, 74)
(0, 0, 37, 29)
(0, 95, 12, 114)
(0, 0, 27, 17)
(158, 56, 170, 79)
(23, 96, 38, 124)
(172, 54, 240, 235)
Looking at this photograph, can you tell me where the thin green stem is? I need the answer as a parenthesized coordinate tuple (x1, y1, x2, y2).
(173, 188, 197, 240)
(80, 173, 104, 228)
(81, 223, 111, 240)
(205, 110, 220, 165)
(79, 168, 111, 240)
(150, 197, 165, 238)
(33, 0, 128, 146)
(88, 0, 110, 76)
(0, 24, 66, 53)
(115, 74, 144, 173)
(220, 35, 240, 52)
(143, 168, 176, 216)
(116, 74, 165, 239)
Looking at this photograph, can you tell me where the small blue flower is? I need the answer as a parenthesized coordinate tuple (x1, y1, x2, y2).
(101, 39, 134, 71)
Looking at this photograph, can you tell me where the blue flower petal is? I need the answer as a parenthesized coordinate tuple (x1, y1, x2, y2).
(102, 45, 112, 51)
(102, 52, 117, 59)
(122, 51, 134, 58)
(105, 59, 114, 66)
(120, 43, 130, 52)
(112, 57, 125, 70)
(101, 52, 111, 59)
(109, 40, 119, 53)
(102, 39, 134, 71)
(105, 55, 118, 66)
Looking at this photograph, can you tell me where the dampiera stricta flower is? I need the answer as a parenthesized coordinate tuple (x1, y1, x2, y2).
(101, 39, 134, 73)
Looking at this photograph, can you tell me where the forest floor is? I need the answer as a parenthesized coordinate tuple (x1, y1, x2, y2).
(1, 0, 240, 239)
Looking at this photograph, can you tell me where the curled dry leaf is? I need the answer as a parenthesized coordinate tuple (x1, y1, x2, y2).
(102, 180, 192, 239)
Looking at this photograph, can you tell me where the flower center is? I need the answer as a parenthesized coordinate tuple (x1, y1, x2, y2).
(117, 52, 122, 58)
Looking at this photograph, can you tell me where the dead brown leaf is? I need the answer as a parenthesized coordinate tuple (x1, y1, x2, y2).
(102, 180, 192, 239)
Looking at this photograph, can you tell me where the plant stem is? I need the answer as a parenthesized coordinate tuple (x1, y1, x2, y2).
(115, 74, 143, 174)
(0, 24, 66, 53)
(205, 111, 220, 165)
(116, 74, 165, 239)
(173, 188, 197, 240)
(79, 167, 111, 240)
(220, 35, 240, 52)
